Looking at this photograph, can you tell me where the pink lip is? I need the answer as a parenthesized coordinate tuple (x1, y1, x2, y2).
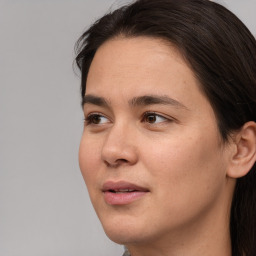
(102, 181, 149, 205)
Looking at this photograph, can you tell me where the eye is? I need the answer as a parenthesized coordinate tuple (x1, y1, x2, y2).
(142, 112, 168, 124)
(85, 113, 110, 125)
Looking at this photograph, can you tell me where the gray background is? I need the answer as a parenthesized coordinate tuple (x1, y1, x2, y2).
(0, 0, 255, 255)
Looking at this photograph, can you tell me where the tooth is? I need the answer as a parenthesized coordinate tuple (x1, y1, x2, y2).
(115, 189, 135, 193)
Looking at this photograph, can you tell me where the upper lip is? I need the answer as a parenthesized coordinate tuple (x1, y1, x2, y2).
(102, 181, 149, 192)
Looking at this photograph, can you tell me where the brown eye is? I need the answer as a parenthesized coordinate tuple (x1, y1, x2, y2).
(86, 114, 109, 125)
(145, 114, 157, 123)
(91, 115, 102, 124)
(143, 112, 168, 124)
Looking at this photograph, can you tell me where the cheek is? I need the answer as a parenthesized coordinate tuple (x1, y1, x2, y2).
(79, 135, 102, 187)
(141, 132, 226, 206)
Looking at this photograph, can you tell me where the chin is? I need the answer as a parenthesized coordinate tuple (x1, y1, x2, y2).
(105, 230, 136, 245)
(100, 215, 148, 245)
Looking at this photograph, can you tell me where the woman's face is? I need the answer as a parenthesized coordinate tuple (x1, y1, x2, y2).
(79, 37, 234, 246)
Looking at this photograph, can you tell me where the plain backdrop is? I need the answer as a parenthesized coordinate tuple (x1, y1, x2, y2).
(0, 0, 255, 255)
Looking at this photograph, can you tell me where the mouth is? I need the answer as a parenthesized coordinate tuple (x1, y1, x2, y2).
(108, 188, 140, 193)
(102, 181, 149, 205)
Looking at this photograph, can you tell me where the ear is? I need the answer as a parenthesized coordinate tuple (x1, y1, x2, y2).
(227, 121, 256, 178)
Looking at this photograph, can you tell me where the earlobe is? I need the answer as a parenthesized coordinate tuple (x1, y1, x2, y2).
(227, 121, 256, 178)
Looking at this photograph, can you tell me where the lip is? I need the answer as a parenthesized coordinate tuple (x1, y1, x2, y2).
(102, 181, 149, 205)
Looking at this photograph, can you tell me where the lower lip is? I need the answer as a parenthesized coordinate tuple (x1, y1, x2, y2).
(103, 191, 148, 205)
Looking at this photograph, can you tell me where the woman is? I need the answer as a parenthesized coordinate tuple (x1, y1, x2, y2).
(75, 0, 256, 255)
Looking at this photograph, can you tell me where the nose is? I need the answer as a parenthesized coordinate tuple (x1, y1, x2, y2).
(101, 122, 138, 168)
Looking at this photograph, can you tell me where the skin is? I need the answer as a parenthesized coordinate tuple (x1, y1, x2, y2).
(79, 37, 237, 256)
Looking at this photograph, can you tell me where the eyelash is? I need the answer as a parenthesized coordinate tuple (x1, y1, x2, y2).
(142, 112, 169, 124)
(84, 112, 172, 126)
(84, 113, 109, 125)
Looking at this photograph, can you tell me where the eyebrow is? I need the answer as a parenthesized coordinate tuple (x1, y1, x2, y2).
(82, 94, 188, 110)
(82, 94, 109, 108)
(129, 95, 188, 109)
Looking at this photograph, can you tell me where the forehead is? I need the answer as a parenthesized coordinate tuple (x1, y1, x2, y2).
(85, 36, 208, 111)
(88, 36, 187, 82)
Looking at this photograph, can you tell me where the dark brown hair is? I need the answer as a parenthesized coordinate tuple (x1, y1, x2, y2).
(75, 0, 256, 255)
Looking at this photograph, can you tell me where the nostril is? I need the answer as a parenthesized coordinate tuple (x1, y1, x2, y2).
(104, 158, 129, 168)
(118, 159, 128, 163)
